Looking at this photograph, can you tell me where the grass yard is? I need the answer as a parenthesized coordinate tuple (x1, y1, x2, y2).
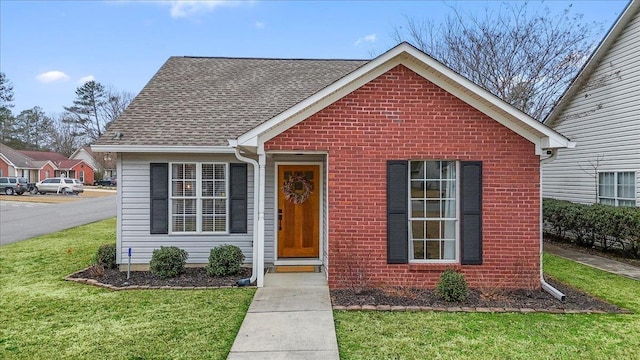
(334, 254, 640, 360)
(0, 218, 255, 359)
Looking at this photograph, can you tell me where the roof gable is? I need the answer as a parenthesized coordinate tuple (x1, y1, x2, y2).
(545, 0, 640, 127)
(237, 43, 571, 154)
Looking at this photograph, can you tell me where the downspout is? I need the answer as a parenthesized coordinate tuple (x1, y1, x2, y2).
(256, 146, 266, 288)
(234, 147, 260, 286)
(539, 149, 566, 301)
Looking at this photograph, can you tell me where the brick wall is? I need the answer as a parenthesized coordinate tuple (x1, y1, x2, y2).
(265, 65, 541, 289)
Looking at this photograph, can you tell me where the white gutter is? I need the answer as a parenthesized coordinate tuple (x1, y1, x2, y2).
(539, 149, 566, 301)
(233, 147, 260, 286)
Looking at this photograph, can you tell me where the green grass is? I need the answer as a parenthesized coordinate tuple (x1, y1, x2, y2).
(0, 219, 255, 359)
(335, 254, 640, 360)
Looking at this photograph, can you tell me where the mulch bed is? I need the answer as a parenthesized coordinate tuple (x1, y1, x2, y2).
(67, 267, 630, 313)
(67, 267, 252, 289)
(330, 277, 629, 313)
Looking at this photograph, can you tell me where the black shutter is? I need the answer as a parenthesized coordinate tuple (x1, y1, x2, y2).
(229, 163, 248, 234)
(387, 160, 409, 264)
(460, 161, 482, 265)
(150, 163, 169, 234)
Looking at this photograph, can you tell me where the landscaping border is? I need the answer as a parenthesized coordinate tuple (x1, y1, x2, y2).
(331, 305, 630, 314)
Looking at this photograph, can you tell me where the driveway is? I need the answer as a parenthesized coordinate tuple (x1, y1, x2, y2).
(0, 193, 116, 245)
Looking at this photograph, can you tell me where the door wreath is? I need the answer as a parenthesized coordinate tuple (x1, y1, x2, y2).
(281, 175, 312, 204)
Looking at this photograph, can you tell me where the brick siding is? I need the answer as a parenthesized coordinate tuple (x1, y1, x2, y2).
(265, 65, 541, 289)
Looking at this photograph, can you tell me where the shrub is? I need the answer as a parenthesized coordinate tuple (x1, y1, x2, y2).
(150, 246, 188, 279)
(207, 245, 245, 277)
(543, 198, 640, 258)
(95, 243, 117, 269)
(435, 269, 469, 302)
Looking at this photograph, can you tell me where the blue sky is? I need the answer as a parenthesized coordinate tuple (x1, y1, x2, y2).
(0, 0, 630, 116)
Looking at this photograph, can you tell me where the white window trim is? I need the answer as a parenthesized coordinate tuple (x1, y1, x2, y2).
(408, 160, 460, 264)
(597, 170, 637, 207)
(169, 162, 229, 235)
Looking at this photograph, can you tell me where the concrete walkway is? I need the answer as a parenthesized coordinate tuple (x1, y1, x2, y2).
(545, 243, 640, 281)
(227, 271, 340, 360)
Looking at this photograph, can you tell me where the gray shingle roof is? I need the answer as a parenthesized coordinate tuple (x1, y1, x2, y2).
(95, 57, 368, 147)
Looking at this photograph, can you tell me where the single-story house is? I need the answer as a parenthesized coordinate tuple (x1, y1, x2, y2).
(543, 0, 639, 207)
(93, 43, 573, 292)
(18, 149, 96, 184)
(0, 143, 56, 181)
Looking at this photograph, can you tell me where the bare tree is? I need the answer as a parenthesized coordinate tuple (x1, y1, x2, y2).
(49, 113, 82, 157)
(393, 3, 600, 120)
(578, 154, 605, 203)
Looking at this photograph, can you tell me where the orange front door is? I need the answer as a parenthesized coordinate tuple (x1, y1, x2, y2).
(277, 165, 320, 258)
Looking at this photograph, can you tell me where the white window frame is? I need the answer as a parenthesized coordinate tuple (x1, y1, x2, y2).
(408, 160, 459, 263)
(598, 171, 636, 207)
(169, 162, 229, 234)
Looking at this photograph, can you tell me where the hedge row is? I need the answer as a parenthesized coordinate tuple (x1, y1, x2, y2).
(543, 198, 640, 258)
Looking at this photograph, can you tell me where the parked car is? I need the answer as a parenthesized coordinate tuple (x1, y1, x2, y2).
(34, 177, 84, 195)
(93, 177, 117, 186)
(0, 176, 30, 195)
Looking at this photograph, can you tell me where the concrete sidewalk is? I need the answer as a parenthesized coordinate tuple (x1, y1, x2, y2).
(545, 243, 640, 281)
(227, 271, 339, 360)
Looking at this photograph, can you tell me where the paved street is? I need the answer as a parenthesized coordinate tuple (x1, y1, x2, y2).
(0, 195, 116, 245)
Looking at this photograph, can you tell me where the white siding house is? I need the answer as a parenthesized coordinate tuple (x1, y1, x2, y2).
(543, 0, 640, 207)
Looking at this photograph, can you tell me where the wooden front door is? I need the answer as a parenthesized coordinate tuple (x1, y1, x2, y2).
(277, 165, 320, 258)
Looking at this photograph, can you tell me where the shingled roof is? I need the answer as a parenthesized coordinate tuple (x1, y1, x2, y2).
(95, 57, 367, 147)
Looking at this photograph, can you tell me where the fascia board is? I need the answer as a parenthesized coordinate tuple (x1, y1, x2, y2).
(91, 145, 236, 154)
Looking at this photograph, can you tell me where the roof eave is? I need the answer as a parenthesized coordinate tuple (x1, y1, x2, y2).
(91, 145, 236, 154)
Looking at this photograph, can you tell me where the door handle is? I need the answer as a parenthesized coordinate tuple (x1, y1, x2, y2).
(278, 209, 283, 230)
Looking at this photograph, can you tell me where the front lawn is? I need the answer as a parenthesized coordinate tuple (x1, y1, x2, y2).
(0, 218, 255, 359)
(335, 254, 640, 359)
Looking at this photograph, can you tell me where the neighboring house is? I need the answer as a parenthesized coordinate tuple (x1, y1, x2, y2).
(0, 143, 56, 181)
(93, 43, 572, 290)
(19, 150, 96, 184)
(71, 146, 117, 179)
(543, 0, 639, 207)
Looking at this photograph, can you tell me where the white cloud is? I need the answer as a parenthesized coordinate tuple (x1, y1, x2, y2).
(35, 71, 70, 83)
(78, 75, 95, 84)
(168, 0, 238, 18)
(354, 33, 377, 46)
(255, 21, 264, 29)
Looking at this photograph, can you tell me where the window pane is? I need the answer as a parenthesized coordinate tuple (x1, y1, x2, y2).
(412, 221, 425, 239)
(410, 161, 424, 179)
(426, 241, 440, 259)
(410, 180, 425, 198)
(442, 200, 456, 218)
(215, 199, 227, 215)
(214, 217, 226, 232)
(600, 198, 615, 206)
(202, 217, 214, 232)
(202, 181, 214, 196)
(425, 181, 440, 198)
(426, 221, 440, 239)
(441, 180, 456, 198)
(411, 200, 425, 217)
(426, 200, 440, 217)
(214, 181, 226, 197)
(202, 199, 213, 215)
(443, 220, 456, 239)
(618, 199, 636, 207)
(442, 240, 456, 260)
(599, 173, 614, 197)
(618, 172, 635, 199)
(442, 161, 456, 180)
(425, 162, 440, 179)
(413, 241, 425, 260)
(214, 164, 226, 180)
(202, 164, 214, 180)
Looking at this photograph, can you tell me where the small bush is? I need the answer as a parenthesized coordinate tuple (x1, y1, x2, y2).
(95, 243, 117, 269)
(150, 246, 188, 279)
(435, 269, 469, 302)
(207, 245, 245, 277)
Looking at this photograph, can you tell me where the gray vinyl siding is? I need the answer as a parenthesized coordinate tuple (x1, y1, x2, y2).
(117, 153, 254, 265)
(543, 8, 640, 206)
